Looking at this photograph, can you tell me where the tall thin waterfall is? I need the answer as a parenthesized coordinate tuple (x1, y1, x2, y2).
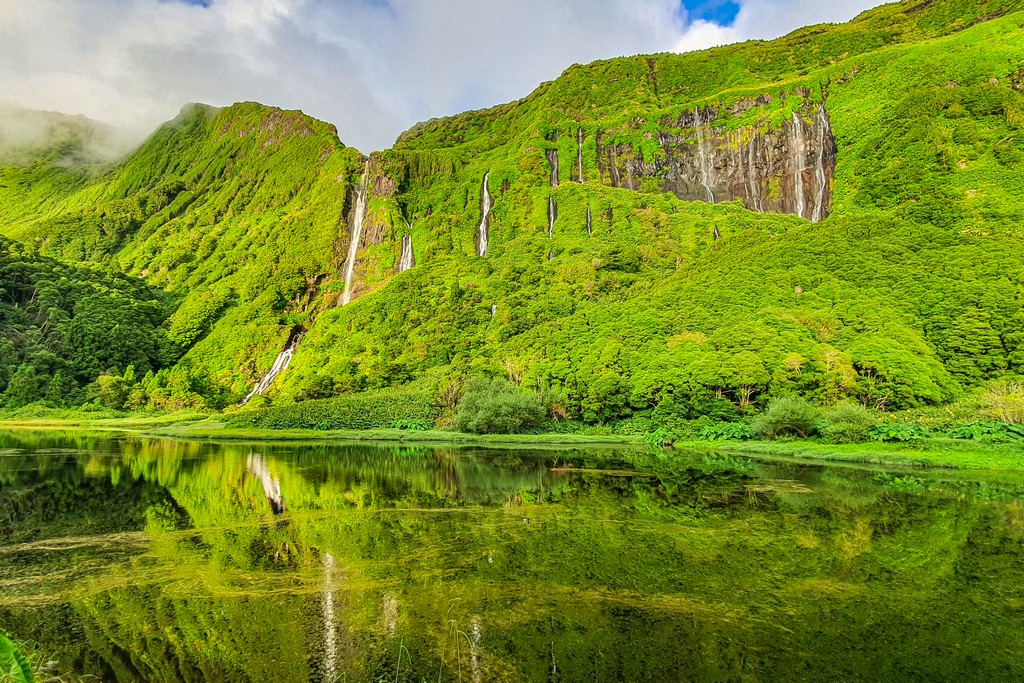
(586, 205, 592, 235)
(811, 105, 830, 223)
(341, 161, 370, 305)
(694, 108, 716, 203)
(577, 127, 585, 183)
(242, 331, 300, 404)
(791, 113, 806, 219)
(547, 197, 557, 239)
(398, 232, 415, 273)
(747, 134, 763, 213)
(547, 149, 559, 188)
(477, 173, 491, 256)
(323, 554, 337, 682)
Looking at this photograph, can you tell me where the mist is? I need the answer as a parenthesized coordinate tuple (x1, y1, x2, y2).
(0, 0, 877, 155)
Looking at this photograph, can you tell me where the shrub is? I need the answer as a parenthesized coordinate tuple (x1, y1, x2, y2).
(751, 396, 820, 439)
(981, 380, 1024, 424)
(869, 423, 929, 442)
(454, 376, 545, 434)
(698, 422, 756, 441)
(820, 402, 876, 444)
(949, 422, 1024, 441)
(226, 386, 439, 430)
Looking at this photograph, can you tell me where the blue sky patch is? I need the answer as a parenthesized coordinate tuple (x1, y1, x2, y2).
(682, 0, 741, 24)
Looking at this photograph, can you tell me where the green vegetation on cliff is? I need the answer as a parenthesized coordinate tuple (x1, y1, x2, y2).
(1, 0, 1023, 432)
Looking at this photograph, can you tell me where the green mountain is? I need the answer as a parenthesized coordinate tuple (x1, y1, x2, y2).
(1, 0, 1023, 422)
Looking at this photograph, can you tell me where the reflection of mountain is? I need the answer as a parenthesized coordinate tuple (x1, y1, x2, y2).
(2, 435, 1024, 681)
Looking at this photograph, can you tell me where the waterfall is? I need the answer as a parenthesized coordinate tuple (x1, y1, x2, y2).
(547, 197, 557, 239)
(398, 232, 415, 273)
(791, 113, 806, 219)
(547, 251, 553, 261)
(491, 304, 497, 318)
(546, 149, 559, 188)
(577, 127, 585, 183)
(811, 105, 830, 223)
(246, 453, 285, 514)
(586, 205, 592, 236)
(241, 330, 301, 404)
(476, 173, 491, 257)
(694, 108, 716, 203)
(714, 226, 721, 241)
(323, 554, 337, 682)
(340, 160, 370, 306)
(747, 133, 763, 213)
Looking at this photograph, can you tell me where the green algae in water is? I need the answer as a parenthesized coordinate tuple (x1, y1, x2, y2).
(1, 431, 1023, 681)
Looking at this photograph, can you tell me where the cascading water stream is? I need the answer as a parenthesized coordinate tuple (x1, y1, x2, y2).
(694, 108, 716, 203)
(577, 127, 585, 183)
(586, 205, 592, 236)
(811, 105, 830, 223)
(547, 197, 557, 239)
(241, 331, 300, 404)
(340, 161, 370, 305)
(791, 113, 806, 219)
(477, 173, 491, 257)
(398, 231, 415, 273)
(747, 134, 763, 213)
(547, 149, 559, 188)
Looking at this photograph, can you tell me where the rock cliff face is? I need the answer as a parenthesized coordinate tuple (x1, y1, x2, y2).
(560, 97, 837, 222)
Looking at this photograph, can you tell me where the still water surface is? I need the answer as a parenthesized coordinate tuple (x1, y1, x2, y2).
(1, 430, 1023, 681)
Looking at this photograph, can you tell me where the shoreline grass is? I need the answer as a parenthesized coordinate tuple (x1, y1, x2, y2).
(1, 416, 1021, 470)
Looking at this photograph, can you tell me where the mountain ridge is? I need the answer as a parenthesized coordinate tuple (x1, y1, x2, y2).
(1, 0, 1022, 424)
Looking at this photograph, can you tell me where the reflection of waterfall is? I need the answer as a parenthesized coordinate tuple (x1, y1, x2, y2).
(398, 232, 415, 273)
(341, 160, 371, 306)
(242, 328, 302, 404)
(576, 127, 584, 183)
(246, 453, 285, 514)
(382, 594, 398, 637)
(470, 616, 482, 683)
(547, 197, 557, 239)
(791, 113, 806, 219)
(586, 205, 592, 236)
(811, 105, 830, 223)
(476, 173, 491, 257)
(323, 554, 337, 682)
(695, 108, 715, 203)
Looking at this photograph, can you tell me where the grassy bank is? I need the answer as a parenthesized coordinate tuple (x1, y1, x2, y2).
(2, 415, 1022, 470)
(707, 438, 1024, 472)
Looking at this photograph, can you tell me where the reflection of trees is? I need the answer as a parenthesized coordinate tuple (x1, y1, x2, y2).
(5, 434, 1024, 680)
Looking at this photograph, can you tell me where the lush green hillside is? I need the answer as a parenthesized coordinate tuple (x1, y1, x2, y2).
(1, 0, 1023, 426)
(0, 237, 179, 408)
(0, 103, 365, 402)
(281, 0, 1024, 422)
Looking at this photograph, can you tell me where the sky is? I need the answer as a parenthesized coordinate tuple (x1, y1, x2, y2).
(0, 0, 878, 152)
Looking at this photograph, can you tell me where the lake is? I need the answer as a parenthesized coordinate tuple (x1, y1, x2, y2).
(1, 430, 1023, 681)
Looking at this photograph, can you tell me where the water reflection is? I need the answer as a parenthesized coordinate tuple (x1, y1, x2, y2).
(1, 431, 1024, 681)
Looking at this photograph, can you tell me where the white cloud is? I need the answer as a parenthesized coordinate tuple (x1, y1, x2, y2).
(0, 0, 877, 153)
